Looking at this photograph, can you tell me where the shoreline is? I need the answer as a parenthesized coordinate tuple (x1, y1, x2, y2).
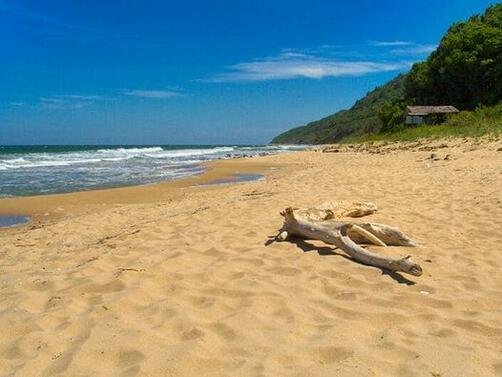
(0, 154, 296, 226)
(2, 136, 500, 225)
(0, 144, 305, 200)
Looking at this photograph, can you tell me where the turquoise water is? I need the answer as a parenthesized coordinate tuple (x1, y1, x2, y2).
(0, 145, 305, 197)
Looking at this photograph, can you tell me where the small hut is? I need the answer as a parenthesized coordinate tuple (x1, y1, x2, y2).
(405, 106, 459, 125)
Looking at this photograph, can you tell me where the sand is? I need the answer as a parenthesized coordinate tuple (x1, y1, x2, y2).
(1, 139, 502, 376)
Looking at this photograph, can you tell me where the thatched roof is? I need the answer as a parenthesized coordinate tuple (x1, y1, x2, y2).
(405, 106, 459, 116)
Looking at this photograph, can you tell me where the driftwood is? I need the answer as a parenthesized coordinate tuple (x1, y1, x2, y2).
(276, 206, 422, 277)
(318, 201, 378, 218)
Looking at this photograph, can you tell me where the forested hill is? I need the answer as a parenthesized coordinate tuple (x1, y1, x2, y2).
(272, 3, 502, 145)
(271, 74, 405, 144)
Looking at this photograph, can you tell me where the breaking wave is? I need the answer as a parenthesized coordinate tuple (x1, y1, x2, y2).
(0, 145, 308, 197)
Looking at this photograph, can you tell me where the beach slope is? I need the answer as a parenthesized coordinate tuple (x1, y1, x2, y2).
(1, 139, 502, 376)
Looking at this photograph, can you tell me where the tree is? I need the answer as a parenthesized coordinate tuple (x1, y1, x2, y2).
(378, 100, 405, 133)
(405, 4, 502, 110)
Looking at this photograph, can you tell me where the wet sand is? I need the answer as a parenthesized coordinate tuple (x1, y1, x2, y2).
(1, 139, 502, 376)
(0, 158, 280, 224)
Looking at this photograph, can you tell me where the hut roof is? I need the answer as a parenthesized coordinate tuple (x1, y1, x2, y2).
(405, 106, 460, 116)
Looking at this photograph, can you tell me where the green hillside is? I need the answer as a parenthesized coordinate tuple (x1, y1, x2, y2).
(271, 74, 405, 144)
(272, 3, 502, 145)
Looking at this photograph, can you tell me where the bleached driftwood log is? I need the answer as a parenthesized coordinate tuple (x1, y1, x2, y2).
(299, 201, 378, 221)
(319, 201, 378, 218)
(276, 207, 422, 276)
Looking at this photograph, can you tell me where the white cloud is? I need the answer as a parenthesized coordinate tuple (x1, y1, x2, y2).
(54, 94, 105, 100)
(370, 40, 413, 47)
(9, 101, 25, 107)
(39, 94, 103, 109)
(206, 52, 410, 82)
(281, 45, 341, 56)
(123, 90, 182, 99)
(391, 44, 437, 55)
(37, 90, 182, 109)
(40, 97, 82, 109)
(370, 40, 437, 55)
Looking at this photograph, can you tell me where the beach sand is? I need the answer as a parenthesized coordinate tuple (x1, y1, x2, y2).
(1, 139, 502, 376)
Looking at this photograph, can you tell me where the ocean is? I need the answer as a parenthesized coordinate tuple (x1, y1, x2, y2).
(0, 145, 306, 198)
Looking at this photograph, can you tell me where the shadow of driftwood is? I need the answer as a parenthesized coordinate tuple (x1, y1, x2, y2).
(266, 235, 416, 286)
(264, 236, 277, 247)
(289, 237, 345, 257)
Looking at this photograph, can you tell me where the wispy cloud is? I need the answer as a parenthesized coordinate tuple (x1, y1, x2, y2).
(370, 40, 413, 47)
(206, 51, 410, 83)
(371, 40, 437, 56)
(391, 44, 437, 55)
(123, 90, 183, 99)
(204, 40, 438, 83)
(0, 1, 96, 37)
(39, 94, 104, 109)
(35, 90, 181, 109)
(41, 97, 78, 109)
(0, 1, 135, 45)
(281, 45, 342, 56)
(54, 94, 105, 101)
(9, 101, 25, 107)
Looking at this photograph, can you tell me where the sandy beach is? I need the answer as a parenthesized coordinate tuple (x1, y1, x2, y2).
(1, 139, 502, 377)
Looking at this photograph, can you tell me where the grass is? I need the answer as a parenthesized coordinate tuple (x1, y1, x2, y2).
(341, 104, 502, 144)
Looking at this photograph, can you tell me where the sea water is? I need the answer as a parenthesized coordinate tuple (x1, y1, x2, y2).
(0, 215, 30, 228)
(0, 145, 306, 197)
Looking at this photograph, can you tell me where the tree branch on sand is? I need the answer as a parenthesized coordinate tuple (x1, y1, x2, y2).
(275, 203, 422, 277)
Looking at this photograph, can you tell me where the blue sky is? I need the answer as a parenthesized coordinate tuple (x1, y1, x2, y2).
(0, 0, 497, 145)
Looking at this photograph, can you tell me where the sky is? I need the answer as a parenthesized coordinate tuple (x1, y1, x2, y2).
(0, 0, 497, 145)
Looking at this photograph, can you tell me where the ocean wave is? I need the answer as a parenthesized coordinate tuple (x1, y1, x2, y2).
(97, 146, 164, 154)
(0, 145, 307, 196)
(0, 145, 303, 171)
(0, 146, 236, 170)
(92, 146, 236, 160)
(143, 147, 235, 159)
(271, 145, 310, 150)
(0, 158, 104, 169)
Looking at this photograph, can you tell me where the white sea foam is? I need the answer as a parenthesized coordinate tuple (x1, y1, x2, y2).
(0, 146, 243, 170)
(0, 158, 102, 169)
(143, 147, 235, 158)
(97, 147, 164, 154)
(0, 145, 307, 197)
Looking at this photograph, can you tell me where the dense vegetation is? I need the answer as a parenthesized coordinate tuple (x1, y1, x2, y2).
(271, 75, 405, 144)
(272, 3, 502, 144)
(405, 3, 502, 110)
(342, 104, 502, 143)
